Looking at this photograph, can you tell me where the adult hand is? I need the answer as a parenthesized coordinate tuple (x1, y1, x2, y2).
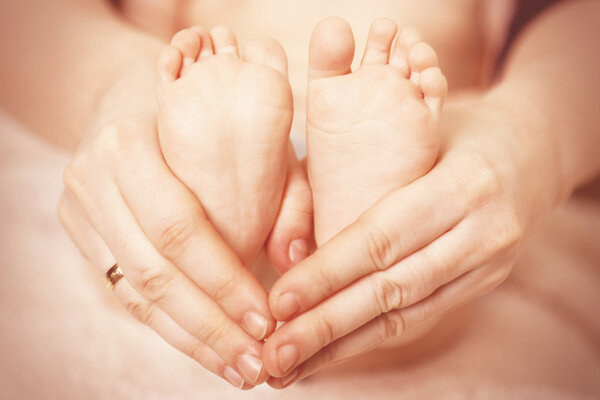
(57, 71, 275, 389)
(262, 95, 559, 386)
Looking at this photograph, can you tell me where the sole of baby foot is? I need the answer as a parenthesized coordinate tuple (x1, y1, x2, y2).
(156, 26, 293, 266)
(307, 17, 447, 245)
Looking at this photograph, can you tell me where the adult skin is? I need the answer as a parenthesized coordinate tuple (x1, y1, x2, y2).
(263, 1, 600, 386)
(0, 0, 314, 389)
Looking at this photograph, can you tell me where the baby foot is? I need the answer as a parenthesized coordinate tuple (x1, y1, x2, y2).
(307, 18, 447, 245)
(156, 26, 293, 266)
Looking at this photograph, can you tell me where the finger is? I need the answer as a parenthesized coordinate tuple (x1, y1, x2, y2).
(115, 138, 275, 341)
(263, 213, 514, 377)
(65, 176, 268, 385)
(269, 160, 471, 321)
(113, 280, 255, 390)
(265, 142, 314, 274)
(57, 193, 252, 389)
(270, 261, 509, 387)
(58, 191, 116, 270)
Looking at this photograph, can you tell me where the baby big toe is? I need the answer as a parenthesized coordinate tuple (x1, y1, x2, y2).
(243, 38, 288, 77)
(308, 17, 355, 80)
(361, 18, 398, 66)
(210, 26, 240, 57)
(407, 42, 439, 85)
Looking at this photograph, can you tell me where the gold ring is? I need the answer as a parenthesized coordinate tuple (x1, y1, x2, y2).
(106, 263, 124, 289)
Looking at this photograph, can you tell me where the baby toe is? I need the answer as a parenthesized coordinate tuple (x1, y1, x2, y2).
(420, 67, 447, 115)
(190, 26, 214, 58)
(156, 45, 182, 86)
(389, 27, 422, 77)
(170, 28, 202, 67)
(361, 18, 398, 66)
(407, 42, 439, 85)
(210, 26, 239, 57)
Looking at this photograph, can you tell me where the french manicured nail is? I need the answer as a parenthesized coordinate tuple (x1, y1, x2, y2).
(277, 292, 300, 320)
(242, 312, 268, 340)
(223, 366, 245, 389)
(237, 354, 262, 384)
(282, 368, 299, 386)
(277, 344, 299, 375)
(289, 239, 309, 264)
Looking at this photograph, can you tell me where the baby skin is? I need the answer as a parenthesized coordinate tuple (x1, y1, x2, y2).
(155, 26, 293, 267)
(307, 18, 447, 245)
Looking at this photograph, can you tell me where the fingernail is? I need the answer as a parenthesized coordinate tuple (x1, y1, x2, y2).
(237, 354, 262, 384)
(277, 344, 299, 375)
(277, 292, 300, 320)
(242, 312, 268, 340)
(223, 366, 245, 389)
(282, 368, 299, 387)
(289, 239, 309, 264)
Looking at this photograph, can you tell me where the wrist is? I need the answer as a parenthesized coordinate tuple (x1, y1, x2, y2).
(485, 84, 564, 218)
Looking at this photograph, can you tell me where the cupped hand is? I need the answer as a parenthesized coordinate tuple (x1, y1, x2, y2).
(57, 71, 277, 389)
(262, 95, 559, 387)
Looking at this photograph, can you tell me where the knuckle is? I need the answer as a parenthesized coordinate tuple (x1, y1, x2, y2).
(134, 266, 175, 304)
(91, 123, 125, 156)
(195, 319, 227, 349)
(316, 313, 336, 348)
(314, 266, 337, 300)
(459, 153, 501, 204)
(501, 212, 524, 250)
(182, 341, 207, 364)
(378, 311, 406, 341)
(319, 344, 338, 366)
(475, 162, 501, 200)
(489, 263, 513, 288)
(125, 299, 156, 326)
(156, 218, 198, 260)
(364, 224, 395, 271)
(372, 276, 404, 313)
(212, 274, 239, 304)
(488, 208, 524, 255)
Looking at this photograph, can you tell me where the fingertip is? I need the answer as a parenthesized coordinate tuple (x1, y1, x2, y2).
(262, 336, 283, 377)
(266, 376, 285, 389)
(242, 311, 269, 341)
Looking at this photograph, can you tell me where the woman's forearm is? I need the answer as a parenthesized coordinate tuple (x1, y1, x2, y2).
(486, 0, 600, 204)
(0, 0, 164, 150)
